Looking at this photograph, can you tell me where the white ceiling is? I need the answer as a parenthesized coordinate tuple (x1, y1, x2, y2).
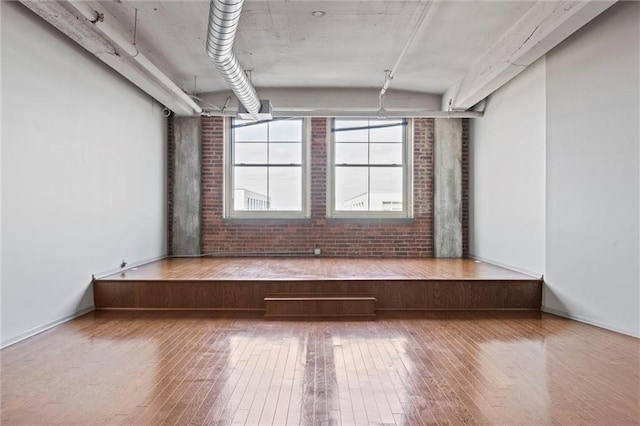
(26, 0, 607, 115)
(97, 0, 536, 96)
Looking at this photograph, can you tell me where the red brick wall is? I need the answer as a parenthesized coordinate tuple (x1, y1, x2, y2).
(199, 117, 442, 257)
(168, 116, 469, 257)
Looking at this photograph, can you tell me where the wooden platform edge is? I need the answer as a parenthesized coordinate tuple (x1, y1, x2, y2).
(94, 279, 542, 310)
(93, 307, 541, 312)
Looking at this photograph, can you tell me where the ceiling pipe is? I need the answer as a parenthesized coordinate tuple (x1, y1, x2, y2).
(19, 1, 197, 115)
(206, 0, 261, 120)
(20, 1, 115, 55)
(67, 1, 202, 116)
(379, 1, 435, 111)
(201, 108, 483, 119)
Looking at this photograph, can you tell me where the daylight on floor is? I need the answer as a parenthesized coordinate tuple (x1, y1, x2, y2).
(2, 0, 639, 424)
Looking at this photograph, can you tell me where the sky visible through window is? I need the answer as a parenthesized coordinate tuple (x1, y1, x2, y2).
(231, 118, 406, 212)
(334, 119, 405, 212)
(233, 118, 303, 211)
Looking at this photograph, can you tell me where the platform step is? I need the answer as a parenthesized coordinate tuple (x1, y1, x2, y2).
(264, 293, 376, 317)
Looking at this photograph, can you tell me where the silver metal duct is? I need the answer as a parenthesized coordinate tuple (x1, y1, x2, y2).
(206, 0, 261, 118)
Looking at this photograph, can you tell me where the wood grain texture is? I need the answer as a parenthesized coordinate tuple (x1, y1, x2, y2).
(101, 257, 537, 281)
(2, 311, 638, 425)
(94, 258, 542, 311)
(265, 294, 376, 317)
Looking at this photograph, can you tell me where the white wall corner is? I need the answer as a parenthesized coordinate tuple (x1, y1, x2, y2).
(1, 305, 95, 349)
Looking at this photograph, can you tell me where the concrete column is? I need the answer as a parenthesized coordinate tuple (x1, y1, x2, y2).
(172, 117, 201, 256)
(434, 118, 462, 257)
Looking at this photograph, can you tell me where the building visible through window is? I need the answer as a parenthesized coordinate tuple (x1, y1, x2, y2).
(226, 118, 308, 218)
(343, 192, 403, 211)
(234, 189, 270, 211)
(330, 118, 411, 218)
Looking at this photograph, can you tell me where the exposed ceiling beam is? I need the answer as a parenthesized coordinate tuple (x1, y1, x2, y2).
(200, 88, 442, 113)
(19, 1, 200, 116)
(199, 88, 482, 118)
(445, 0, 617, 111)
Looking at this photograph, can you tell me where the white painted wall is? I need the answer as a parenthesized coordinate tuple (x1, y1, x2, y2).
(469, 58, 546, 277)
(1, 2, 167, 346)
(470, 1, 640, 337)
(545, 1, 639, 337)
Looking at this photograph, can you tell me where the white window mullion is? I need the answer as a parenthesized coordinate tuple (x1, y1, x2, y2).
(331, 118, 411, 218)
(226, 118, 307, 218)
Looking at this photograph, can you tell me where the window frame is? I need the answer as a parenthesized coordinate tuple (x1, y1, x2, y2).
(224, 117, 311, 219)
(327, 118, 413, 219)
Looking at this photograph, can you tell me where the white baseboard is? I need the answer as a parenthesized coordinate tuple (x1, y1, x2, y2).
(542, 305, 639, 338)
(1, 305, 96, 349)
(92, 254, 166, 280)
(468, 254, 543, 279)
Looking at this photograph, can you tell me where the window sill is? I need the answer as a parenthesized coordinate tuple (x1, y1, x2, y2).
(223, 217, 312, 225)
(327, 217, 414, 225)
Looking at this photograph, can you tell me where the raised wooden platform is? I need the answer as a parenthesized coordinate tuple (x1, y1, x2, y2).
(94, 258, 542, 312)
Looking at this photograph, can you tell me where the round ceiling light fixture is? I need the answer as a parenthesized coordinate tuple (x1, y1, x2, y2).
(311, 11, 326, 17)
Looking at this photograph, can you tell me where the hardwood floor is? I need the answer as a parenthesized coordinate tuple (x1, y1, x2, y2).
(102, 257, 536, 281)
(2, 311, 638, 425)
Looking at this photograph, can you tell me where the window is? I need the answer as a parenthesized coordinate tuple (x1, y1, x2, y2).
(329, 118, 412, 218)
(225, 118, 309, 218)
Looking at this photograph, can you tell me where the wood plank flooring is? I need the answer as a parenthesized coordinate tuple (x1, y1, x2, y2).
(103, 258, 537, 282)
(2, 310, 638, 425)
